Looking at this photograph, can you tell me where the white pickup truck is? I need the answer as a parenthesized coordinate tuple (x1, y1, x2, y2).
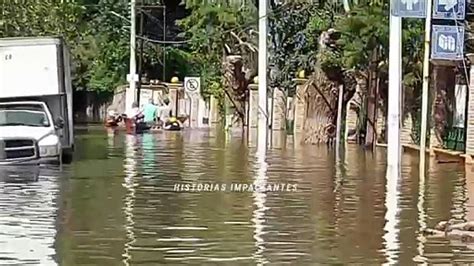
(0, 37, 74, 165)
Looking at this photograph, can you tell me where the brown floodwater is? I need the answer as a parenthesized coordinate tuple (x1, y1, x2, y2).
(0, 127, 474, 265)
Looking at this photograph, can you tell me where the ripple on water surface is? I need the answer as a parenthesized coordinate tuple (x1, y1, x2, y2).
(0, 166, 59, 266)
(2, 129, 474, 265)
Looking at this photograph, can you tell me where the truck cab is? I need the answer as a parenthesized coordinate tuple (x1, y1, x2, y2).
(0, 37, 74, 165)
(0, 101, 70, 164)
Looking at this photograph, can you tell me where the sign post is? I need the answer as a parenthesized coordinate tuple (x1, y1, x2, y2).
(390, 0, 466, 261)
(387, 0, 423, 180)
(392, 0, 427, 17)
(184, 77, 200, 95)
(184, 77, 206, 128)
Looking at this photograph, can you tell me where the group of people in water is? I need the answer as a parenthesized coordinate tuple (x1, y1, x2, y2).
(106, 98, 183, 132)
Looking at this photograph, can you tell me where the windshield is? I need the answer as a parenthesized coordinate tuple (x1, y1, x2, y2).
(0, 104, 50, 127)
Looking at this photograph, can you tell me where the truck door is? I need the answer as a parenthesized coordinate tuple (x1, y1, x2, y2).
(44, 95, 70, 148)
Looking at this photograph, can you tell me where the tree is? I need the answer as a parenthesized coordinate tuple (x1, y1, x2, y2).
(268, 1, 320, 95)
(264, 0, 425, 145)
(0, 0, 129, 93)
(177, 1, 258, 122)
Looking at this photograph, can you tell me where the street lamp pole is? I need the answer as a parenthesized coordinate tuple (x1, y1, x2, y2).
(126, 0, 137, 115)
(258, 0, 268, 152)
(419, 0, 434, 178)
(386, 10, 402, 179)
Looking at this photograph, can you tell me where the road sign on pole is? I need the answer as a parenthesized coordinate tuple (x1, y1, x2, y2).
(433, 0, 465, 20)
(392, 0, 426, 18)
(184, 77, 201, 95)
(431, 25, 464, 60)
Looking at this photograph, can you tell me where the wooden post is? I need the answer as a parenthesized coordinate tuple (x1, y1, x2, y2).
(336, 84, 344, 155)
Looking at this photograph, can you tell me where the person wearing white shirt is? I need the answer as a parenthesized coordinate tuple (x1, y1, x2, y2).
(126, 102, 142, 120)
(156, 98, 171, 128)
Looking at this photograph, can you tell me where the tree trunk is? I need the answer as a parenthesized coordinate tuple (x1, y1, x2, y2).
(303, 69, 356, 145)
(303, 73, 336, 144)
(222, 55, 250, 126)
(365, 77, 377, 146)
(365, 48, 379, 148)
(431, 65, 455, 148)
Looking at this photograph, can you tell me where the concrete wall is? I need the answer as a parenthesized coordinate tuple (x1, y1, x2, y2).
(248, 84, 259, 128)
(272, 87, 286, 131)
(375, 108, 385, 143)
(209, 95, 220, 125)
(401, 114, 414, 145)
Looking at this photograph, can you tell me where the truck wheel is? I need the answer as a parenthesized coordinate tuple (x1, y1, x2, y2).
(61, 151, 74, 164)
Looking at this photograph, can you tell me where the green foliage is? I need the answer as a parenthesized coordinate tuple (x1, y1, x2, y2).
(177, 1, 257, 99)
(163, 47, 194, 79)
(1, 0, 177, 94)
(333, 4, 389, 70)
(76, 0, 130, 92)
(1, 0, 426, 112)
(268, 2, 321, 94)
(402, 19, 424, 89)
(1, 0, 129, 93)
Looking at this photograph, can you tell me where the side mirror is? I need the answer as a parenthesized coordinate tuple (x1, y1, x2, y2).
(55, 117, 64, 129)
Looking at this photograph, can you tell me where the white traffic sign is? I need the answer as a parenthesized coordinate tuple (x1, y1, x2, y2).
(184, 77, 201, 94)
(431, 25, 464, 60)
(392, 0, 426, 17)
(433, 0, 465, 20)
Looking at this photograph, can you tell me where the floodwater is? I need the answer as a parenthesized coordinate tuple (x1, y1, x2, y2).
(1, 127, 474, 265)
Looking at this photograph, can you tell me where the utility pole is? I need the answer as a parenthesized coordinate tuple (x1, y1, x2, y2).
(336, 84, 344, 159)
(384, 10, 403, 262)
(137, 10, 144, 106)
(386, 12, 402, 179)
(419, 0, 433, 178)
(163, 6, 166, 82)
(258, 0, 268, 152)
(126, 0, 137, 115)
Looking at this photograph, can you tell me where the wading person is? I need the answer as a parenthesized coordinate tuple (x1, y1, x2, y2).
(143, 98, 157, 128)
(157, 98, 172, 129)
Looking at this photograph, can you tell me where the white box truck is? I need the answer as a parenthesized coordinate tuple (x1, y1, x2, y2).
(0, 37, 74, 165)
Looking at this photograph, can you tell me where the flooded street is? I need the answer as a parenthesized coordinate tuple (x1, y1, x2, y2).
(1, 128, 474, 265)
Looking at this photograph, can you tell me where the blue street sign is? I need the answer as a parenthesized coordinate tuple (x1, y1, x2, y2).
(391, 0, 426, 18)
(431, 25, 464, 60)
(433, 0, 465, 20)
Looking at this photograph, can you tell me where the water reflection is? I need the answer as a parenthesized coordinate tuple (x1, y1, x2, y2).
(0, 166, 58, 265)
(415, 155, 427, 264)
(123, 134, 137, 265)
(252, 132, 269, 265)
(142, 134, 155, 173)
(466, 165, 474, 221)
(3, 129, 474, 264)
(0, 165, 39, 183)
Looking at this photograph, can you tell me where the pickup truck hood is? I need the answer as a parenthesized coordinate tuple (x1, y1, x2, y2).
(0, 126, 53, 141)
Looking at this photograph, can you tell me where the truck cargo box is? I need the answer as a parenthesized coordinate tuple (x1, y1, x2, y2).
(0, 37, 74, 158)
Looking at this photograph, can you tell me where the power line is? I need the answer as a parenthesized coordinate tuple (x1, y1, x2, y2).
(139, 8, 165, 31)
(136, 2, 294, 45)
(137, 35, 189, 44)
